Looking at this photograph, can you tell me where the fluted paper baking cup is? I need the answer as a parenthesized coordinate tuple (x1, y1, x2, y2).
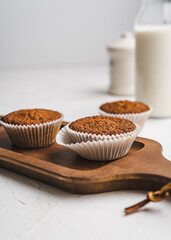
(56, 124, 139, 161)
(98, 106, 152, 131)
(0, 115, 63, 148)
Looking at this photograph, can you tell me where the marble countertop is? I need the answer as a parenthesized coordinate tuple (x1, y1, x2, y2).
(0, 65, 171, 240)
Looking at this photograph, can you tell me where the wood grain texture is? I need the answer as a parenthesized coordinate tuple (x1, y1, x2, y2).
(0, 122, 171, 194)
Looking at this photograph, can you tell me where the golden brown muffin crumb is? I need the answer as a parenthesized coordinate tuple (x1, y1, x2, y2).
(100, 100, 150, 114)
(2, 109, 62, 126)
(69, 116, 136, 135)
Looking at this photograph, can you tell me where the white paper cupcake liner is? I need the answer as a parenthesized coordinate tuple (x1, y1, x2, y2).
(0, 115, 63, 148)
(57, 124, 139, 161)
(98, 106, 152, 131)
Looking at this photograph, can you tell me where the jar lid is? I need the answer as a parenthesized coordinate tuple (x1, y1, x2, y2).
(107, 32, 135, 51)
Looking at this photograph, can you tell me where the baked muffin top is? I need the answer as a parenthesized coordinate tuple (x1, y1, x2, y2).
(100, 100, 150, 114)
(2, 109, 62, 126)
(69, 116, 136, 136)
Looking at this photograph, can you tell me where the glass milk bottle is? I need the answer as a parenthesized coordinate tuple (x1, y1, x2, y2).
(135, 0, 171, 117)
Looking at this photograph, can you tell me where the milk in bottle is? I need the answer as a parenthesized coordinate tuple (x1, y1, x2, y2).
(135, 0, 171, 117)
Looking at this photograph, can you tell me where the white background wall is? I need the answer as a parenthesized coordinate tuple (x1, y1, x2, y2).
(0, 0, 142, 66)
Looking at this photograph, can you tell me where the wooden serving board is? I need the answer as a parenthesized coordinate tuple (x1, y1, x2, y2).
(0, 122, 171, 194)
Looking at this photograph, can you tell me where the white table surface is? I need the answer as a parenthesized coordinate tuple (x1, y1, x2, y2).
(0, 65, 171, 240)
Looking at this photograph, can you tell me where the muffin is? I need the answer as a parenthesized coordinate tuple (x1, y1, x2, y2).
(57, 115, 139, 161)
(99, 100, 152, 130)
(0, 109, 63, 148)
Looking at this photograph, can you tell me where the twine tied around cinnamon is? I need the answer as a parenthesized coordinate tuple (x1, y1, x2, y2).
(125, 182, 171, 215)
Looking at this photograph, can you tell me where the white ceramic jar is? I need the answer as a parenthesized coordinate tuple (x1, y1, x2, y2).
(107, 32, 135, 95)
